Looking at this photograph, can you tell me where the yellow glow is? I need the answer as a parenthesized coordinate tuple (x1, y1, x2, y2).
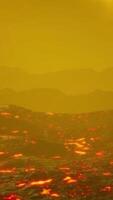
(0, 0, 113, 73)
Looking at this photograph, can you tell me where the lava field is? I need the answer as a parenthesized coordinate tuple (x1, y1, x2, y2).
(0, 105, 113, 200)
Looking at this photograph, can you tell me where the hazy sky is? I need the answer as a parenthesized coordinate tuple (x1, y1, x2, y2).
(0, 0, 113, 73)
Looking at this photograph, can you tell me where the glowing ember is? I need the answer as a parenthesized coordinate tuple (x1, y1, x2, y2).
(109, 160, 113, 165)
(13, 153, 23, 158)
(46, 112, 55, 116)
(12, 130, 20, 134)
(75, 150, 86, 155)
(59, 167, 70, 171)
(51, 193, 60, 198)
(16, 182, 26, 188)
(41, 189, 60, 198)
(25, 167, 36, 172)
(103, 172, 112, 176)
(0, 151, 6, 155)
(0, 168, 16, 173)
(96, 151, 104, 157)
(63, 176, 77, 184)
(41, 189, 51, 195)
(52, 156, 61, 159)
(76, 138, 85, 142)
(30, 179, 53, 186)
(3, 194, 21, 200)
(101, 186, 113, 192)
(64, 137, 90, 155)
(0, 112, 12, 117)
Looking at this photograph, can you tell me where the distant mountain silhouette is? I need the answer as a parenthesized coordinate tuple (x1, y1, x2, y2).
(0, 88, 113, 113)
(0, 66, 113, 94)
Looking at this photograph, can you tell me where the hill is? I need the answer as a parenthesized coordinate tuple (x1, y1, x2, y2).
(0, 88, 113, 113)
(0, 66, 113, 94)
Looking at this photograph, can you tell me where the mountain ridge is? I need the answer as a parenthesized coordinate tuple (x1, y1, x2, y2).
(0, 88, 113, 113)
(0, 66, 113, 94)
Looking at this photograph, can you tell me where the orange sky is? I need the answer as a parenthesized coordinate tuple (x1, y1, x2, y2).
(0, 0, 113, 73)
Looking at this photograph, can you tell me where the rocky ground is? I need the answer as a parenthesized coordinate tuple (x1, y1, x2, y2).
(0, 105, 113, 200)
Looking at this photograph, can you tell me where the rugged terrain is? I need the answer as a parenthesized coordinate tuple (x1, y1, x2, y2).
(0, 105, 113, 199)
